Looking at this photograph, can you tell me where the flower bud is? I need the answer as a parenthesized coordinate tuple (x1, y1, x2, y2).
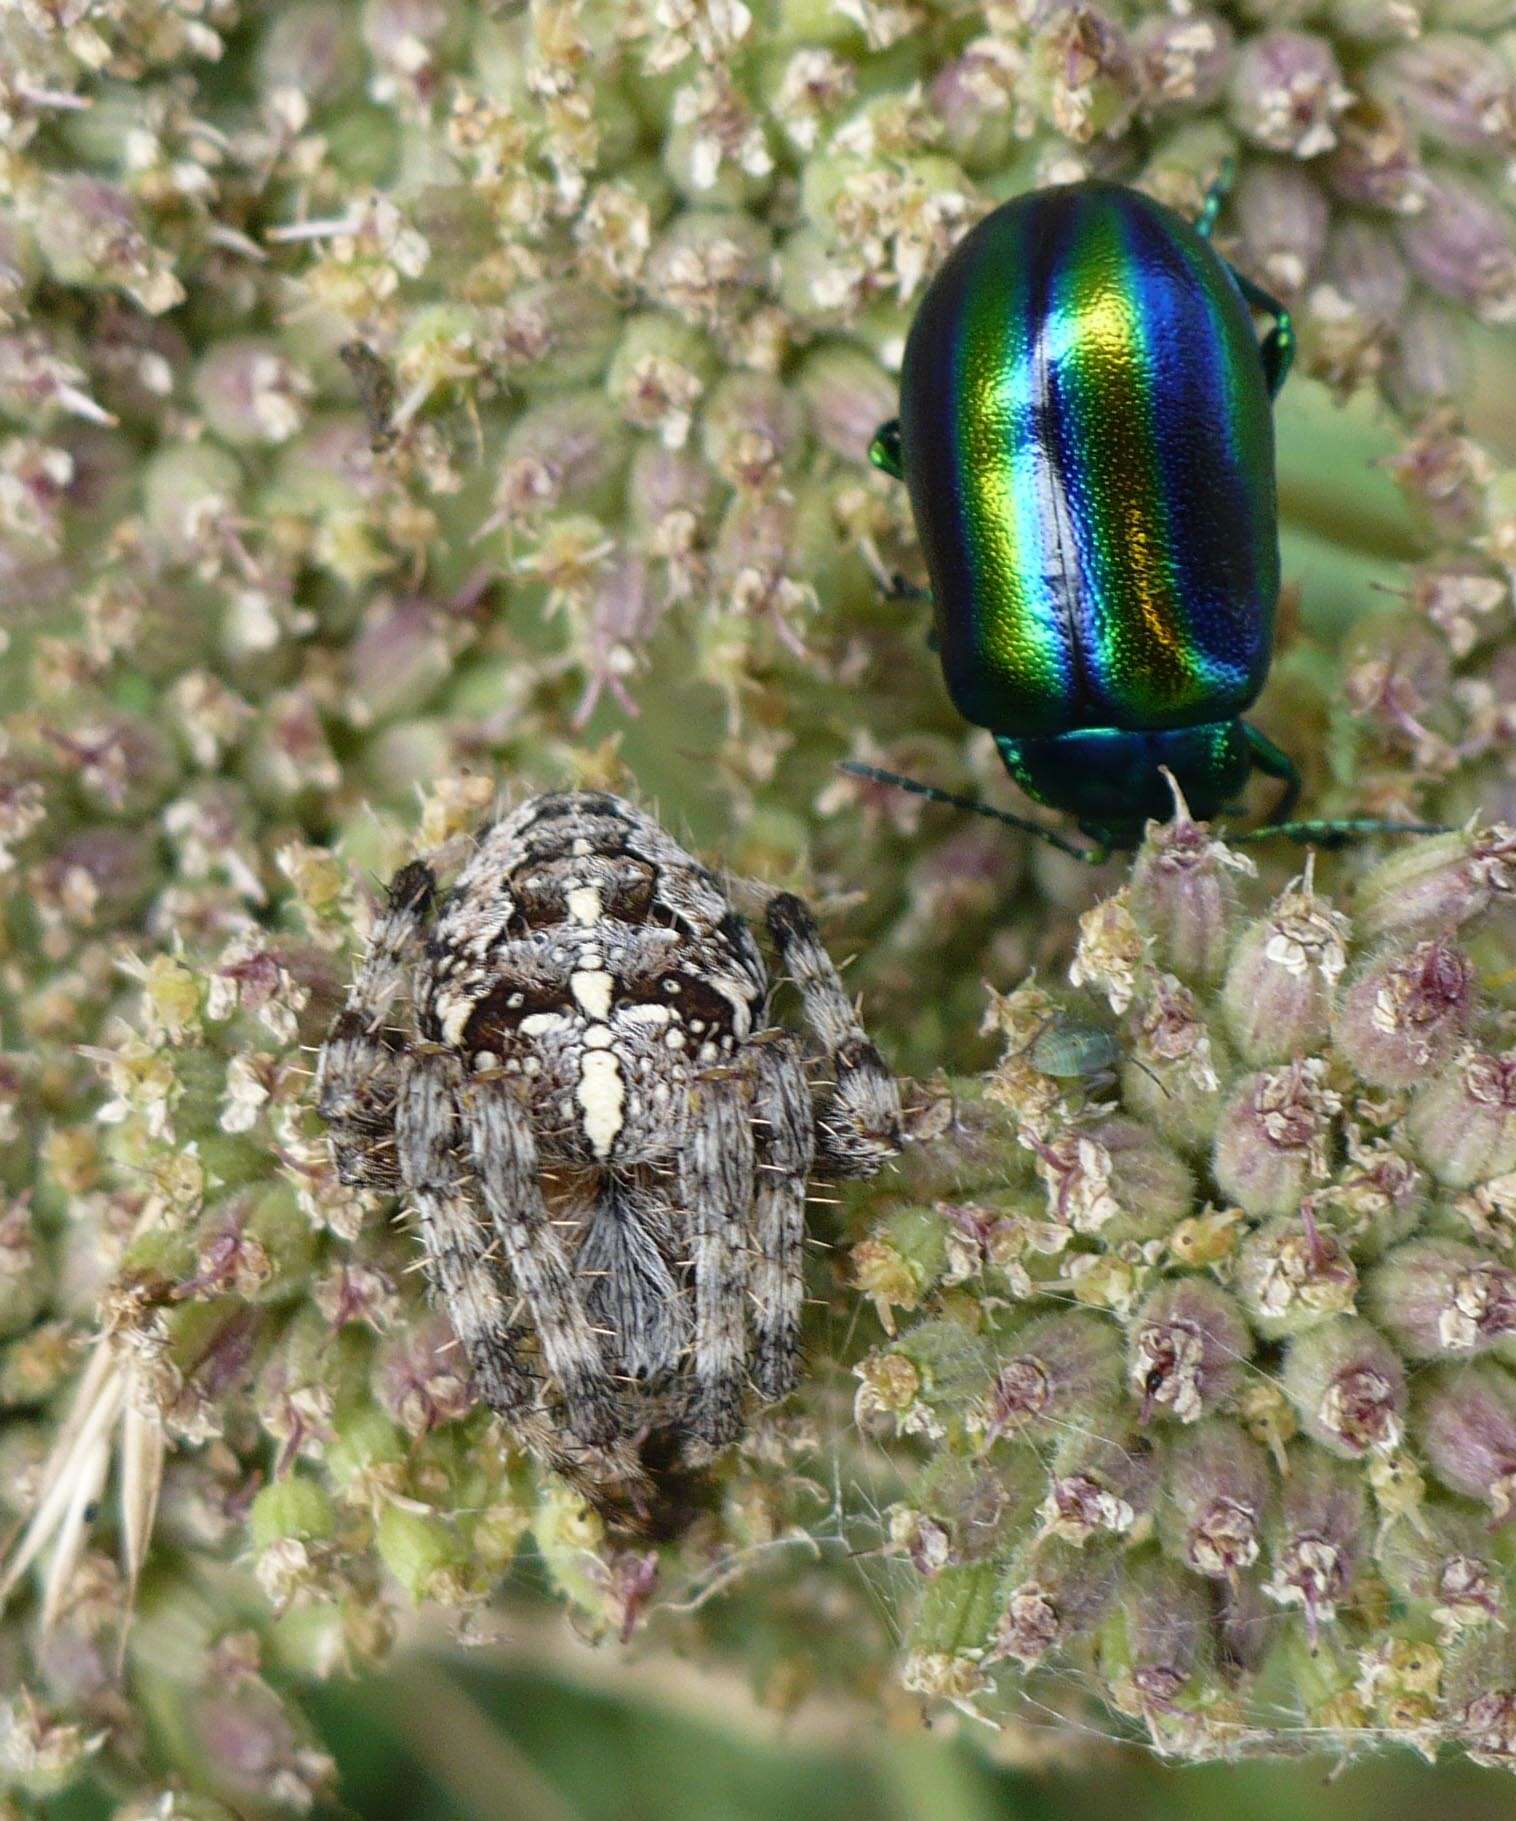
(1398, 173, 1516, 325)
(1370, 34, 1516, 156)
(186, 1672, 334, 1810)
(32, 177, 184, 314)
(1157, 1418, 1272, 1580)
(928, 38, 1029, 170)
(1328, 0, 1423, 41)
(1123, 973, 1229, 1152)
(1214, 1059, 1341, 1220)
(1376, 1506, 1504, 1636)
(1354, 825, 1516, 942)
(1221, 860, 1349, 1065)
(1023, 6, 1141, 145)
(1236, 1213, 1358, 1339)
(1041, 1426, 1159, 1544)
(1099, 1546, 1214, 1717)
(1281, 1315, 1407, 1457)
(983, 1308, 1125, 1443)
(988, 1535, 1122, 1668)
(1232, 159, 1330, 296)
(193, 340, 312, 447)
(1264, 1445, 1367, 1650)
(1128, 1278, 1253, 1424)
(1384, 298, 1474, 415)
(794, 342, 896, 465)
(1332, 936, 1476, 1089)
(248, 1476, 334, 1555)
(1130, 802, 1250, 986)
(258, 3, 362, 103)
(1229, 31, 1353, 158)
(1132, 11, 1234, 113)
(139, 443, 242, 562)
(1320, 217, 1411, 327)
(906, 1563, 1003, 1673)
(375, 1501, 472, 1605)
(36, 825, 158, 936)
(1405, 1048, 1516, 1188)
(849, 1204, 948, 1332)
(493, 391, 630, 527)
(906, 1447, 1044, 1568)
(1306, 1136, 1423, 1261)
(625, 439, 716, 529)
(1324, 96, 1426, 213)
(0, 1198, 43, 1339)
(1366, 1237, 1516, 1358)
(700, 370, 808, 492)
(604, 312, 714, 450)
(374, 1312, 473, 1436)
(1412, 1358, 1516, 1519)
(1303, 220, 1408, 392)
(1445, 1629, 1516, 1768)
(1031, 1116, 1194, 1245)
(645, 209, 772, 328)
(1381, 415, 1493, 540)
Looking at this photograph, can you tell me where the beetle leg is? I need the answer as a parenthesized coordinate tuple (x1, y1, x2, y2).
(835, 762, 1108, 863)
(1226, 265, 1295, 398)
(1241, 722, 1301, 825)
(1193, 156, 1237, 240)
(868, 418, 904, 480)
(1233, 726, 1451, 846)
(1232, 816, 1453, 850)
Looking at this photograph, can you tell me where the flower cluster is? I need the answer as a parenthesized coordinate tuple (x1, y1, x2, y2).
(1, 0, 1515, 1806)
(853, 809, 1516, 1765)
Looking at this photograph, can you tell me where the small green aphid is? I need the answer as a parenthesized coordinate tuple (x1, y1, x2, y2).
(850, 171, 1443, 861)
(1022, 1014, 1122, 1088)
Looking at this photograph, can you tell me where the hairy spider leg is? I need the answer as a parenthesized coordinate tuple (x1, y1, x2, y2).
(747, 1037, 815, 1407)
(764, 892, 904, 1176)
(315, 859, 436, 1189)
(394, 1047, 535, 1418)
(461, 1077, 623, 1449)
(680, 1071, 758, 1451)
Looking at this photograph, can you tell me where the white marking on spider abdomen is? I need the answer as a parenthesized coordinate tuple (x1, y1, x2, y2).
(577, 1041, 625, 1157)
(520, 1010, 572, 1038)
(570, 969, 614, 1020)
(567, 884, 603, 925)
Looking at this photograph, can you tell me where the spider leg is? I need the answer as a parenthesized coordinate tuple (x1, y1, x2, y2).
(394, 1047, 534, 1418)
(460, 1076, 622, 1448)
(764, 892, 902, 1179)
(748, 1035, 814, 1406)
(680, 1067, 757, 1451)
(317, 860, 434, 1191)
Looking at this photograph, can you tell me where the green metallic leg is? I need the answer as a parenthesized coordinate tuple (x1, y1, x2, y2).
(836, 763, 1108, 863)
(1190, 162, 1294, 395)
(1241, 722, 1300, 824)
(869, 419, 903, 480)
(1229, 724, 1449, 848)
(1227, 265, 1295, 399)
(1193, 157, 1236, 241)
(1230, 815, 1452, 850)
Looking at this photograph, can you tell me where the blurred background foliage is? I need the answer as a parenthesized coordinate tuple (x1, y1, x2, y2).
(44, 1625, 1516, 1821)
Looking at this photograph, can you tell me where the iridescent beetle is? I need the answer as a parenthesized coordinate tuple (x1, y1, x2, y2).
(851, 177, 1440, 860)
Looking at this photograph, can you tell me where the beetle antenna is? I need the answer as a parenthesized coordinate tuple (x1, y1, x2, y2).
(836, 763, 1104, 863)
(1227, 816, 1452, 850)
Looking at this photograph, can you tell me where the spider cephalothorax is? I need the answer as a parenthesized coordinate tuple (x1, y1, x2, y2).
(315, 790, 901, 1523)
